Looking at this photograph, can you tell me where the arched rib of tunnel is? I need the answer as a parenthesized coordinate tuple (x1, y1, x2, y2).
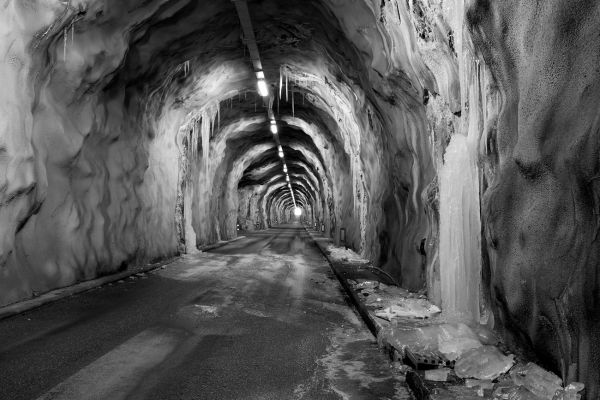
(2, 0, 600, 396)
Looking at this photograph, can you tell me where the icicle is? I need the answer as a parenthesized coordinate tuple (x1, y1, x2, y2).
(217, 102, 220, 131)
(279, 67, 283, 99)
(285, 72, 289, 102)
(292, 84, 295, 117)
(63, 27, 68, 61)
(201, 114, 211, 172)
(183, 60, 190, 77)
(71, 22, 75, 45)
(191, 118, 199, 159)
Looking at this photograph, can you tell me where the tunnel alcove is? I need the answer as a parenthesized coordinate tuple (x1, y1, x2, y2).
(1, 0, 600, 397)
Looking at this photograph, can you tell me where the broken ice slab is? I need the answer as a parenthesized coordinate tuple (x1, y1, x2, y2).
(374, 299, 441, 321)
(437, 322, 483, 361)
(425, 368, 451, 382)
(493, 385, 543, 400)
(454, 345, 515, 381)
(510, 362, 562, 400)
(354, 279, 379, 290)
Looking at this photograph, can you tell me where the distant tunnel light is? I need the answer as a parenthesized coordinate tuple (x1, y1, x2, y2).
(294, 207, 302, 217)
(257, 79, 269, 97)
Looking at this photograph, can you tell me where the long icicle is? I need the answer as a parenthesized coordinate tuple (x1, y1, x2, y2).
(201, 113, 210, 172)
(63, 27, 68, 61)
(292, 83, 295, 117)
(191, 118, 199, 159)
(286, 71, 289, 102)
(279, 67, 283, 99)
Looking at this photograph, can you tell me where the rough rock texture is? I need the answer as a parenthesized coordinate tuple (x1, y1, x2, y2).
(0, 0, 598, 396)
(469, 0, 600, 395)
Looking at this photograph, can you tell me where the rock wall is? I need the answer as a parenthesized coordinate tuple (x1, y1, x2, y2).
(468, 0, 600, 394)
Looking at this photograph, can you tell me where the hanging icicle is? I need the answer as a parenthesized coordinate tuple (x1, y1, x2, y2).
(71, 22, 75, 44)
(183, 60, 190, 77)
(279, 67, 283, 99)
(201, 112, 211, 172)
(286, 72, 289, 102)
(217, 102, 221, 131)
(191, 118, 199, 159)
(63, 27, 68, 61)
(292, 83, 295, 118)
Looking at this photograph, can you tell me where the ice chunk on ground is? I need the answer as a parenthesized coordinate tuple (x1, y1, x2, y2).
(425, 368, 450, 382)
(374, 299, 441, 321)
(326, 245, 368, 263)
(437, 323, 482, 361)
(510, 362, 562, 399)
(454, 345, 515, 380)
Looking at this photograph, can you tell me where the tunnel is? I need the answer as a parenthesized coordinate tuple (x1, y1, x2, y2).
(0, 0, 599, 399)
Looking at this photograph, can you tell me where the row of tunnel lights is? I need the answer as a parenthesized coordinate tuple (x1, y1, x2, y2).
(257, 72, 302, 217)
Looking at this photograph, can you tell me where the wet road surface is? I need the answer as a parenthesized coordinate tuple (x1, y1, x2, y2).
(0, 225, 412, 400)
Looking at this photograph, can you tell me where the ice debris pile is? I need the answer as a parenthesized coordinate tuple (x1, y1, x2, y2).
(349, 279, 585, 399)
(326, 244, 370, 264)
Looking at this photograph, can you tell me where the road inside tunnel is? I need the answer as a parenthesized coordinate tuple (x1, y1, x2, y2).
(0, 225, 411, 400)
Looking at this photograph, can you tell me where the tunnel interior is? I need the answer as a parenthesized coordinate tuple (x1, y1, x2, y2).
(1, 0, 600, 396)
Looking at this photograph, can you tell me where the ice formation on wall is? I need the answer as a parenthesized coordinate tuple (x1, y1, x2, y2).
(439, 134, 481, 321)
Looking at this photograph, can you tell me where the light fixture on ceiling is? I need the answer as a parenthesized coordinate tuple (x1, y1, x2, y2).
(286, 175, 290, 182)
(283, 165, 287, 173)
(279, 151, 284, 158)
(294, 207, 302, 217)
(270, 123, 278, 134)
(257, 79, 269, 97)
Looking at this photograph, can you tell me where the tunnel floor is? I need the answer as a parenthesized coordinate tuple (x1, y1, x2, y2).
(0, 225, 412, 400)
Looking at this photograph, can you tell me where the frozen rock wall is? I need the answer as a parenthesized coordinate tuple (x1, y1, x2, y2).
(468, 0, 600, 394)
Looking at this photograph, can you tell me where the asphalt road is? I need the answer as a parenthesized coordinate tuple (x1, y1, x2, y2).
(0, 224, 411, 400)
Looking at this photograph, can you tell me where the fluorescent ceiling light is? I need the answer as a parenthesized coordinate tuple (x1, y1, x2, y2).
(257, 79, 268, 97)
(283, 165, 287, 173)
(271, 124, 278, 134)
(278, 151, 284, 158)
(286, 175, 290, 182)
(257, 71, 265, 79)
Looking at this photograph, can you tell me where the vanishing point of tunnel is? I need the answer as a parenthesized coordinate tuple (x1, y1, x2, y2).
(0, 1, 599, 399)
